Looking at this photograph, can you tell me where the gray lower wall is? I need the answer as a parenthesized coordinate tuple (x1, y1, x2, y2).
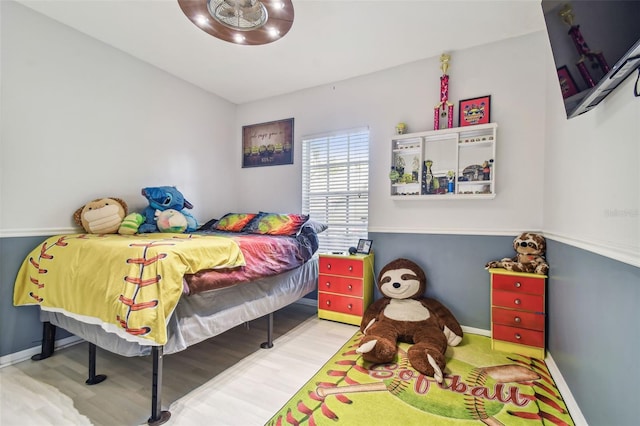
(545, 240, 639, 426)
(0, 236, 72, 357)
(3, 233, 639, 425)
(368, 232, 515, 330)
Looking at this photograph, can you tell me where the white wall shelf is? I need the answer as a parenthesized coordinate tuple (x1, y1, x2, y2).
(390, 123, 497, 200)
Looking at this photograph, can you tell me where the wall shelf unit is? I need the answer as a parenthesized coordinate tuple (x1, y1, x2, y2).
(390, 123, 497, 200)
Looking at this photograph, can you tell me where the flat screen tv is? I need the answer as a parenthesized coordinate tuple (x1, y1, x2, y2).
(542, 1, 640, 118)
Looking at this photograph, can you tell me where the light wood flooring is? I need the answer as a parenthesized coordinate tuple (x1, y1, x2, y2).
(0, 303, 358, 426)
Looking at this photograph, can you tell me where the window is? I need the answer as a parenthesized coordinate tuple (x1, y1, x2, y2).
(302, 127, 369, 253)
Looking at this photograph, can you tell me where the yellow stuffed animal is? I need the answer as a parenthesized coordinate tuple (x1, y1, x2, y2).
(73, 197, 128, 234)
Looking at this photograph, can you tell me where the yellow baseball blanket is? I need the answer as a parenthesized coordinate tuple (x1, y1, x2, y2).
(13, 233, 245, 346)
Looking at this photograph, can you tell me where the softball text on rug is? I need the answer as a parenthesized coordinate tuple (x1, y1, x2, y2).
(267, 332, 574, 425)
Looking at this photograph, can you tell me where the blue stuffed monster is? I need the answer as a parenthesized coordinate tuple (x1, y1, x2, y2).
(138, 186, 198, 233)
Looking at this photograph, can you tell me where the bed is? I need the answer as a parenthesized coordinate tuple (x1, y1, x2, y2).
(13, 212, 324, 425)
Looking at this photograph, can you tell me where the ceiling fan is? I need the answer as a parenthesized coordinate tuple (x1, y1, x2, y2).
(178, 0, 294, 45)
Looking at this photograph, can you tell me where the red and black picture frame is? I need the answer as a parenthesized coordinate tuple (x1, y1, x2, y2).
(459, 95, 491, 127)
(557, 66, 579, 99)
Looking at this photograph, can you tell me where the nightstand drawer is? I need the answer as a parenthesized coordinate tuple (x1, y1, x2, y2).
(493, 324, 544, 348)
(492, 307, 544, 331)
(492, 273, 544, 295)
(492, 290, 544, 312)
(318, 274, 363, 297)
(318, 293, 363, 316)
(319, 256, 363, 278)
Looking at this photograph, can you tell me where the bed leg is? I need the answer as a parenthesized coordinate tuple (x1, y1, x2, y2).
(31, 321, 56, 361)
(85, 343, 107, 385)
(148, 346, 171, 426)
(260, 312, 274, 349)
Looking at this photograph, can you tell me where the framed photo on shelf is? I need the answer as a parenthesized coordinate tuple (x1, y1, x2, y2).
(356, 239, 373, 255)
(557, 66, 579, 99)
(459, 95, 491, 127)
(242, 118, 294, 168)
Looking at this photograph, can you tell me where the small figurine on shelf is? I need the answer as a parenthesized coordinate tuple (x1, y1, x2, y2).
(422, 160, 434, 194)
(447, 170, 455, 193)
(412, 156, 420, 182)
(482, 159, 493, 180)
(396, 156, 406, 177)
(389, 166, 400, 184)
(396, 122, 407, 134)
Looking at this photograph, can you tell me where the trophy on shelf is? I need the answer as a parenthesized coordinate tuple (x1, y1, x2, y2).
(559, 3, 609, 88)
(434, 53, 454, 130)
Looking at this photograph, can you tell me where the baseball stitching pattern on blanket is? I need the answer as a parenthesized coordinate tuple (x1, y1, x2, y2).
(13, 233, 245, 345)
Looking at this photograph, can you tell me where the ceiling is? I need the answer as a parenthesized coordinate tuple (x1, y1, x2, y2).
(16, 0, 546, 104)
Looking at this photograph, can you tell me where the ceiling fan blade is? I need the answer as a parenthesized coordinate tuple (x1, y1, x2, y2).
(242, 4, 264, 22)
(217, 7, 236, 18)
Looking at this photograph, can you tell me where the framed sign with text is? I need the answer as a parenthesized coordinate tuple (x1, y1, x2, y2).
(242, 118, 294, 168)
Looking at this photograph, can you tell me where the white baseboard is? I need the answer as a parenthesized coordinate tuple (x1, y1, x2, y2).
(0, 335, 82, 369)
(461, 326, 490, 337)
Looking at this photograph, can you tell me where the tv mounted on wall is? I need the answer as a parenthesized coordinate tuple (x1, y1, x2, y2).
(542, 1, 640, 119)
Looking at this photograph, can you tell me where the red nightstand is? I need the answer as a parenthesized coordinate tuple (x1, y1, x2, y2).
(489, 268, 547, 358)
(317, 253, 374, 326)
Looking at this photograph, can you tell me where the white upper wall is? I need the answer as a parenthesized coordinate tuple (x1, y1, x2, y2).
(0, 2, 238, 236)
(236, 32, 549, 236)
(3, 2, 637, 267)
(542, 40, 640, 266)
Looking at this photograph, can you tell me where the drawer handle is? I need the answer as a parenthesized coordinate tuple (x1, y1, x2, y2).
(348, 266, 353, 272)
(515, 333, 522, 340)
(325, 300, 331, 307)
(514, 282, 522, 288)
(347, 304, 353, 310)
(347, 284, 353, 291)
(327, 264, 331, 270)
(514, 299, 521, 305)
(514, 316, 521, 323)
(325, 282, 331, 288)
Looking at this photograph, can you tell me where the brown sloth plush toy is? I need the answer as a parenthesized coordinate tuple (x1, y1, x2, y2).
(485, 232, 549, 275)
(356, 258, 463, 383)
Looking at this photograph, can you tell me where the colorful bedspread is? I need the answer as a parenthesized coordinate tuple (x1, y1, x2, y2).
(13, 233, 244, 346)
(184, 229, 319, 294)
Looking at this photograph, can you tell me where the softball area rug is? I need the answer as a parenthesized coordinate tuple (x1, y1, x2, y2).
(267, 332, 574, 425)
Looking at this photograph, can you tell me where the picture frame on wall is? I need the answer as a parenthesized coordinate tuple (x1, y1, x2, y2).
(459, 95, 491, 127)
(557, 66, 579, 99)
(242, 118, 294, 168)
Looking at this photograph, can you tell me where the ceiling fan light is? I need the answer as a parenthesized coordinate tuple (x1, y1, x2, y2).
(195, 14, 208, 26)
(267, 27, 279, 38)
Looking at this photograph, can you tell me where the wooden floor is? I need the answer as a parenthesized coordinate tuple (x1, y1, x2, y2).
(0, 303, 358, 426)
